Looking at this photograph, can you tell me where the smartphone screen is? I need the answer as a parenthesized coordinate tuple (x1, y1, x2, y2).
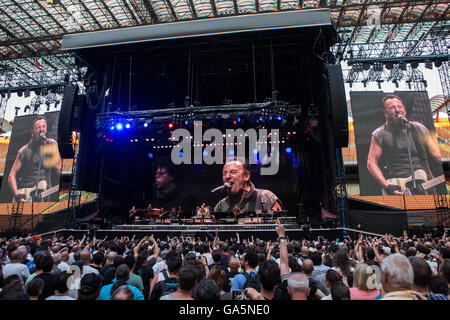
(232, 290, 249, 301)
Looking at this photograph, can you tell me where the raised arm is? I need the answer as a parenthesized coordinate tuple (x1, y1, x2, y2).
(372, 241, 383, 266)
(212, 228, 219, 250)
(276, 224, 290, 277)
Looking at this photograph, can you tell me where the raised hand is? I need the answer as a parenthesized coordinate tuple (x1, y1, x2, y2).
(276, 224, 285, 237)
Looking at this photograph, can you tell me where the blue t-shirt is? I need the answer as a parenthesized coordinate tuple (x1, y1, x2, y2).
(98, 280, 144, 300)
(231, 272, 257, 291)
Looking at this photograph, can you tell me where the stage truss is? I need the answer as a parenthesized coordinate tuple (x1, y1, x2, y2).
(0, 1, 448, 91)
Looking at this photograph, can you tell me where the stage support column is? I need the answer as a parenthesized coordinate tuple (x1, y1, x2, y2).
(335, 148, 347, 231)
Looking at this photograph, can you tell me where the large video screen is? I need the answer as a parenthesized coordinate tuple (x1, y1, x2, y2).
(98, 131, 303, 221)
(0, 112, 62, 203)
(350, 91, 446, 196)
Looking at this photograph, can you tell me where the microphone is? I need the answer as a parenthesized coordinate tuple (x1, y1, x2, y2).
(397, 115, 409, 124)
(39, 133, 49, 144)
(211, 182, 231, 193)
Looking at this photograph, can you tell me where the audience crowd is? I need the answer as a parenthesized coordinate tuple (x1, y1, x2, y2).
(0, 227, 449, 301)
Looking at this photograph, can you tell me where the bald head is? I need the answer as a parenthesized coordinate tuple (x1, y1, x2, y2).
(17, 245, 28, 254)
(301, 246, 309, 257)
(302, 259, 314, 275)
(229, 257, 240, 272)
(80, 251, 91, 265)
(52, 253, 62, 264)
(61, 252, 69, 262)
(107, 251, 117, 262)
(10, 249, 23, 262)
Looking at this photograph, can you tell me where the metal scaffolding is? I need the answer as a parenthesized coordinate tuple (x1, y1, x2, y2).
(0, 0, 448, 92)
(337, 37, 449, 105)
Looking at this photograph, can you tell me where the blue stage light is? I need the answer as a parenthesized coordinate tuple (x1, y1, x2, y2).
(148, 153, 154, 159)
(203, 150, 208, 156)
(116, 123, 123, 130)
(144, 123, 148, 128)
(259, 117, 263, 122)
(286, 147, 292, 153)
(229, 150, 234, 156)
(252, 149, 258, 155)
(269, 116, 273, 120)
(125, 123, 131, 129)
(110, 126, 115, 130)
(179, 151, 184, 157)
(277, 116, 282, 121)
(185, 120, 189, 125)
(237, 117, 241, 122)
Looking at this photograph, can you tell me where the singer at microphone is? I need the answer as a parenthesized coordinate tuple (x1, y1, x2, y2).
(7, 115, 62, 203)
(397, 114, 409, 124)
(367, 93, 443, 196)
(213, 158, 282, 214)
(40, 133, 48, 143)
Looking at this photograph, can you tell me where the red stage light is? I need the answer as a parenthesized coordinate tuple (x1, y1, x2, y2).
(168, 123, 174, 128)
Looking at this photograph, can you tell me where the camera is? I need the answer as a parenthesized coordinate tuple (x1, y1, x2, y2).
(232, 290, 250, 300)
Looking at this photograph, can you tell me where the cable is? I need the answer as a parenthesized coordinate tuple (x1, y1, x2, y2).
(252, 41, 257, 103)
(128, 56, 132, 111)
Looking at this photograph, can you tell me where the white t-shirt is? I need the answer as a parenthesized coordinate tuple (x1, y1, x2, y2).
(68, 253, 75, 265)
(57, 261, 70, 272)
(82, 265, 99, 277)
(202, 253, 213, 266)
(2, 263, 30, 280)
(152, 260, 167, 276)
(46, 295, 76, 300)
(427, 261, 438, 274)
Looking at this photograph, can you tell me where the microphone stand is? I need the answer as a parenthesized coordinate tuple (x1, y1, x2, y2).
(31, 139, 44, 231)
(227, 188, 232, 222)
(403, 121, 416, 195)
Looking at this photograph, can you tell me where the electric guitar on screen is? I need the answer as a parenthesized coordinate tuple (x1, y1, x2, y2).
(15, 184, 60, 202)
(387, 174, 446, 195)
(403, 175, 446, 195)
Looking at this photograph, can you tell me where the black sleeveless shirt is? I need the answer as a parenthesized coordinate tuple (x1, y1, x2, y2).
(371, 121, 430, 179)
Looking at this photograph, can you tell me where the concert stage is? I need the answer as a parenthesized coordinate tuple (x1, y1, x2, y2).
(59, 9, 347, 235)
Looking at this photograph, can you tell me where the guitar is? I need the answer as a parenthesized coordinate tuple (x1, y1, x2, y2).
(129, 208, 149, 219)
(385, 169, 445, 195)
(233, 205, 243, 217)
(404, 175, 446, 195)
(15, 184, 59, 202)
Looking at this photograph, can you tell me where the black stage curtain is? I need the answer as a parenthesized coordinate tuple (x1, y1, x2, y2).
(347, 209, 407, 237)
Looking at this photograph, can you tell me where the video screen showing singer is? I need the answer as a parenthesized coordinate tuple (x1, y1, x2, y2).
(366, 94, 442, 195)
(8, 116, 61, 202)
(213, 157, 282, 214)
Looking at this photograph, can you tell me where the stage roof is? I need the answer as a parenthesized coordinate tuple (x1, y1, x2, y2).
(0, 0, 449, 90)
